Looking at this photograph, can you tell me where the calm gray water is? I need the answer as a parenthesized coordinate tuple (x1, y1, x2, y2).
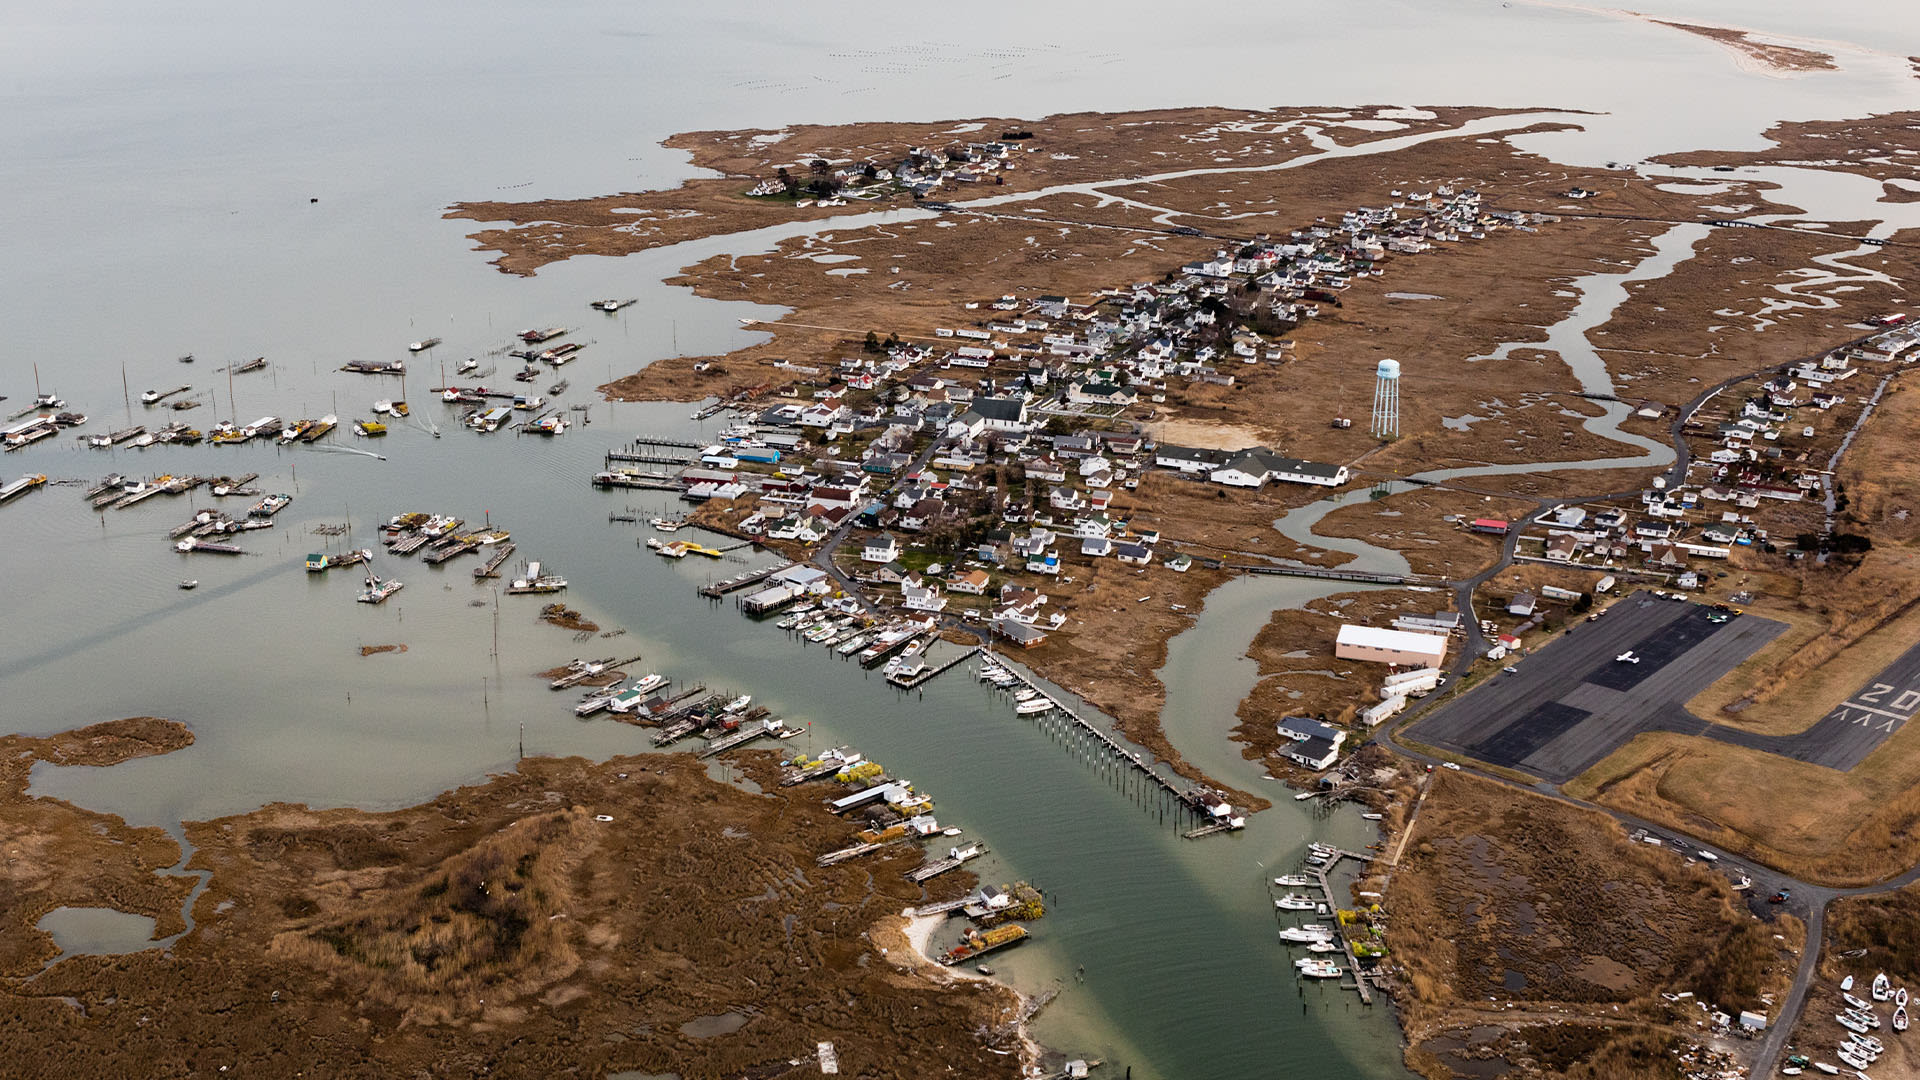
(6, 1, 1919, 1075)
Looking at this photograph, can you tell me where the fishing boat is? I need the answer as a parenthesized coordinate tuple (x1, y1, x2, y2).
(1013, 688, 1037, 702)
(457, 357, 479, 374)
(1898, 987, 1909, 1008)
(592, 298, 636, 313)
(836, 634, 870, 655)
(630, 673, 665, 696)
(1273, 875, 1313, 887)
(548, 379, 568, 396)
(1278, 926, 1334, 944)
(1014, 697, 1053, 715)
(372, 399, 393, 415)
(1307, 941, 1341, 954)
(1837, 1047, 1873, 1071)
(1837, 1014, 1872, 1035)
(1845, 992, 1872, 1011)
(34, 392, 64, 409)
(1274, 894, 1317, 911)
(407, 337, 441, 352)
(1895, 1006, 1909, 1033)
(391, 401, 409, 417)
(354, 420, 387, 437)
(1875, 972, 1892, 1001)
(518, 327, 567, 343)
(649, 517, 687, 531)
(722, 694, 752, 714)
(357, 574, 404, 604)
(1296, 960, 1342, 979)
(178, 579, 198, 590)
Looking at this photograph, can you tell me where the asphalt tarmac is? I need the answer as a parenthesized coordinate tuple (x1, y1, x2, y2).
(1410, 591, 1795, 781)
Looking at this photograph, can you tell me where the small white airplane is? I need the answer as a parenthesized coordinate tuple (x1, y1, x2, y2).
(1616, 651, 1641, 664)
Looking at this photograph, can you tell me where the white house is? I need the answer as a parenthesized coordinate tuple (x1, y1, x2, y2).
(862, 533, 900, 563)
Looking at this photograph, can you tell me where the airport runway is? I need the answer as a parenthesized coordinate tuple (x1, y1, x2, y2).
(1410, 592, 1795, 781)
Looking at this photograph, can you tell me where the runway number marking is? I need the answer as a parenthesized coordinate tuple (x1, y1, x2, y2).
(1828, 681, 1918, 734)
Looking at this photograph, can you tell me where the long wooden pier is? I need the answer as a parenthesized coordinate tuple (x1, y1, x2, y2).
(989, 653, 1194, 802)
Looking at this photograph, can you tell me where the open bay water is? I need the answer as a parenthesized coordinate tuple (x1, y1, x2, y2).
(5, 1, 1920, 1075)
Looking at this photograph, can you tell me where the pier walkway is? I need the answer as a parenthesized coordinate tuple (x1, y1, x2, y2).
(1272, 846, 1379, 1004)
(888, 646, 980, 689)
(699, 560, 796, 598)
(985, 651, 1220, 823)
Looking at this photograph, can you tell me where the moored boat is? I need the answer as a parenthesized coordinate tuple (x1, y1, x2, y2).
(1874, 972, 1892, 1001)
(407, 337, 441, 352)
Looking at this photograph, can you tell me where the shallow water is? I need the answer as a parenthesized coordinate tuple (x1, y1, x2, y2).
(36, 907, 159, 959)
(6, 1, 1920, 1075)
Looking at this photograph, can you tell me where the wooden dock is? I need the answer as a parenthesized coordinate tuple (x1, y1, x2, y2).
(593, 472, 682, 491)
(699, 561, 795, 599)
(1271, 846, 1379, 1004)
(907, 843, 987, 883)
(698, 719, 779, 758)
(473, 542, 516, 578)
(816, 838, 904, 867)
(888, 646, 980, 689)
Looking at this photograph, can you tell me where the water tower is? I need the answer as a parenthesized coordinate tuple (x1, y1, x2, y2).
(1371, 358, 1401, 439)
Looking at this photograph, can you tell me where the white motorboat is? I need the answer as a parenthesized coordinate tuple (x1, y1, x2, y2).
(1836, 1047, 1872, 1071)
(1307, 941, 1341, 954)
(372, 399, 393, 415)
(1278, 926, 1334, 943)
(1845, 993, 1872, 1011)
(1273, 875, 1313, 887)
(1296, 960, 1342, 979)
(1274, 894, 1317, 911)
(457, 357, 479, 374)
(1894, 1005, 1909, 1033)
(1013, 688, 1037, 702)
(1015, 697, 1054, 715)
(1837, 1013, 1871, 1035)
(1873, 972, 1892, 1001)
(1811, 1062, 1839, 1075)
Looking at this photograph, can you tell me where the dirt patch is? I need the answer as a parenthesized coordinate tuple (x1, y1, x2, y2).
(1387, 771, 1799, 1078)
(0, 750, 1026, 1078)
(1653, 21, 1837, 73)
(1314, 486, 1535, 579)
(1792, 883, 1920, 1080)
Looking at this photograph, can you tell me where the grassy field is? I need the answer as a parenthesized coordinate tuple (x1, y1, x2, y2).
(1567, 706, 1920, 886)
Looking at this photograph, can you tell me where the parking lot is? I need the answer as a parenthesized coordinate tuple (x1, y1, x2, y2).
(1409, 592, 1790, 782)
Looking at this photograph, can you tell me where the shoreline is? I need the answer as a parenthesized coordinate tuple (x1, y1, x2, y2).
(878, 911, 1048, 1070)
